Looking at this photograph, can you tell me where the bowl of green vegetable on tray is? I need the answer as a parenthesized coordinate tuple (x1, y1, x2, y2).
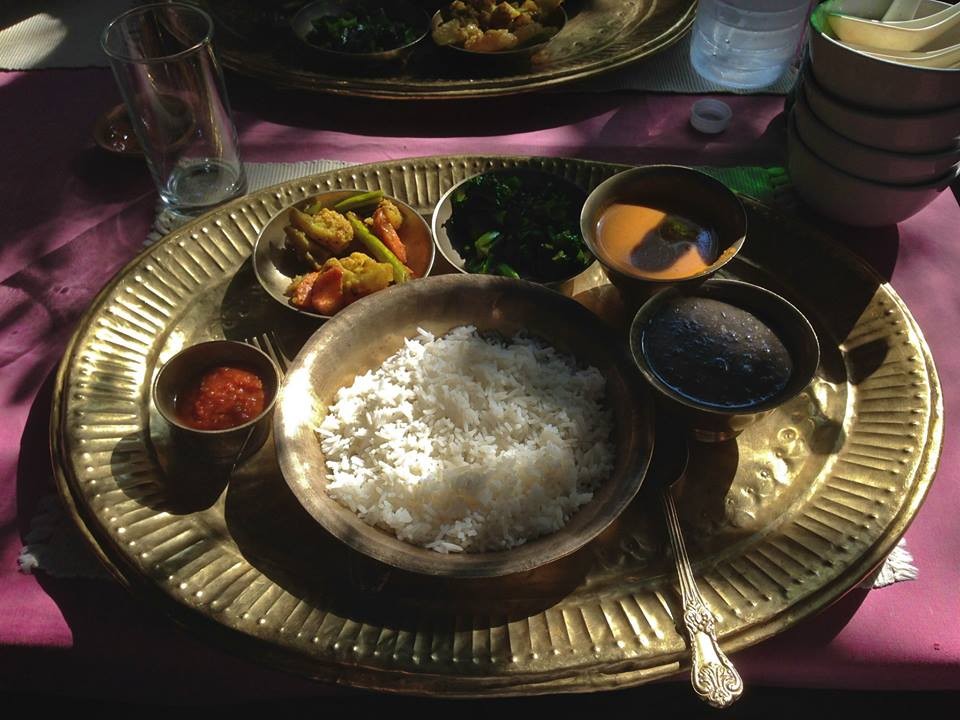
(291, 0, 430, 65)
(253, 189, 435, 319)
(432, 169, 596, 287)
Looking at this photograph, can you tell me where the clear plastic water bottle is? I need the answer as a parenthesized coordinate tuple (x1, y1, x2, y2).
(690, 0, 812, 90)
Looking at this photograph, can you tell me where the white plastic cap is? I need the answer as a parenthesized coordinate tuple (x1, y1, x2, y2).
(690, 99, 733, 134)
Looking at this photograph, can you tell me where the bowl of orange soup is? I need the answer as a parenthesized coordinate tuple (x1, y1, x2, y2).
(580, 166, 747, 303)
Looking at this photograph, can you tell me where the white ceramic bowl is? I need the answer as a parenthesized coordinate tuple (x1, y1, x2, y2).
(801, 67, 960, 153)
(787, 113, 957, 226)
(792, 92, 960, 184)
(809, 0, 960, 111)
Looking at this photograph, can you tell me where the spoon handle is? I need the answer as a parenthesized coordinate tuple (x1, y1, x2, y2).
(882, 0, 921, 22)
(661, 488, 744, 709)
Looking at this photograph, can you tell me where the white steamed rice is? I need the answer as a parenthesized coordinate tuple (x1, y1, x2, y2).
(317, 326, 615, 553)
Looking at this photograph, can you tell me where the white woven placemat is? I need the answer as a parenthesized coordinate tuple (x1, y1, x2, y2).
(0, 4, 796, 94)
(0, 0, 132, 70)
(19, 158, 915, 588)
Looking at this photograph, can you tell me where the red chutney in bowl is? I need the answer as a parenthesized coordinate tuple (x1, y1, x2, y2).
(175, 366, 266, 430)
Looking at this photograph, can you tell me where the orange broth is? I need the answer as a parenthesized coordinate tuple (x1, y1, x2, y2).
(595, 203, 720, 280)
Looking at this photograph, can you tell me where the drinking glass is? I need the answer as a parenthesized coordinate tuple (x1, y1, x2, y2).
(102, 2, 246, 217)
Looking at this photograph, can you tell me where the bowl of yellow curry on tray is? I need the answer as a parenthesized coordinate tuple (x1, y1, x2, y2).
(253, 190, 435, 319)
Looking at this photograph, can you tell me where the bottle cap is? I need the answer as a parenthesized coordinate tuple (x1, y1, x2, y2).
(690, 99, 733, 134)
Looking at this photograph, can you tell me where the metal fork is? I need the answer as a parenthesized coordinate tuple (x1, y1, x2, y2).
(228, 332, 289, 473)
(244, 331, 289, 377)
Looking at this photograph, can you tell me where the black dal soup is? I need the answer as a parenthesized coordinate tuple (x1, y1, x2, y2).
(642, 296, 793, 409)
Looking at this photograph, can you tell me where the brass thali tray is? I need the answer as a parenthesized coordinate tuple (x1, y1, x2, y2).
(52, 156, 942, 695)
(198, 0, 696, 99)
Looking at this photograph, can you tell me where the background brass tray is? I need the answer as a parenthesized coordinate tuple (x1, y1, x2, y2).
(199, 0, 696, 99)
(52, 156, 942, 695)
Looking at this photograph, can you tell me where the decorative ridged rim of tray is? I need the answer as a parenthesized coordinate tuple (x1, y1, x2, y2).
(199, 0, 696, 99)
(52, 156, 943, 696)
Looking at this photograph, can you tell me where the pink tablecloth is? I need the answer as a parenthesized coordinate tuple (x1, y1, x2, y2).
(1, 69, 957, 700)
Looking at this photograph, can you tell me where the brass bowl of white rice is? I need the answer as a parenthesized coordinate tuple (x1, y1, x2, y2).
(274, 273, 654, 578)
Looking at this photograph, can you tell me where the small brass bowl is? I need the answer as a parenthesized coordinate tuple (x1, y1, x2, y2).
(274, 274, 654, 578)
(153, 341, 281, 463)
(253, 190, 435, 320)
(431, 168, 594, 288)
(291, 0, 430, 67)
(93, 95, 194, 158)
(629, 279, 820, 442)
(430, 7, 567, 71)
(580, 165, 747, 307)
(92, 103, 141, 157)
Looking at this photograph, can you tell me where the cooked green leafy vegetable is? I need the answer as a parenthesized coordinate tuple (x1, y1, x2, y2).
(443, 172, 592, 283)
(306, 8, 421, 53)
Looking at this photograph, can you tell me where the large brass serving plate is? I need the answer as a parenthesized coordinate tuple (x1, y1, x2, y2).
(197, 0, 696, 99)
(52, 156, 942, 695)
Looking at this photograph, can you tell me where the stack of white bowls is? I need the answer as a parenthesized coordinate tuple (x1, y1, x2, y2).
(788, 0, 960, 226)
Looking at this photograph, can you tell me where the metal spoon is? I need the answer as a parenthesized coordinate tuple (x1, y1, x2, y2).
(650, 418, 744, 709)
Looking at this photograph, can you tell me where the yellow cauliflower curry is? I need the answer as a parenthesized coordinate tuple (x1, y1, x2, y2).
(283, 190, 416, 315)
